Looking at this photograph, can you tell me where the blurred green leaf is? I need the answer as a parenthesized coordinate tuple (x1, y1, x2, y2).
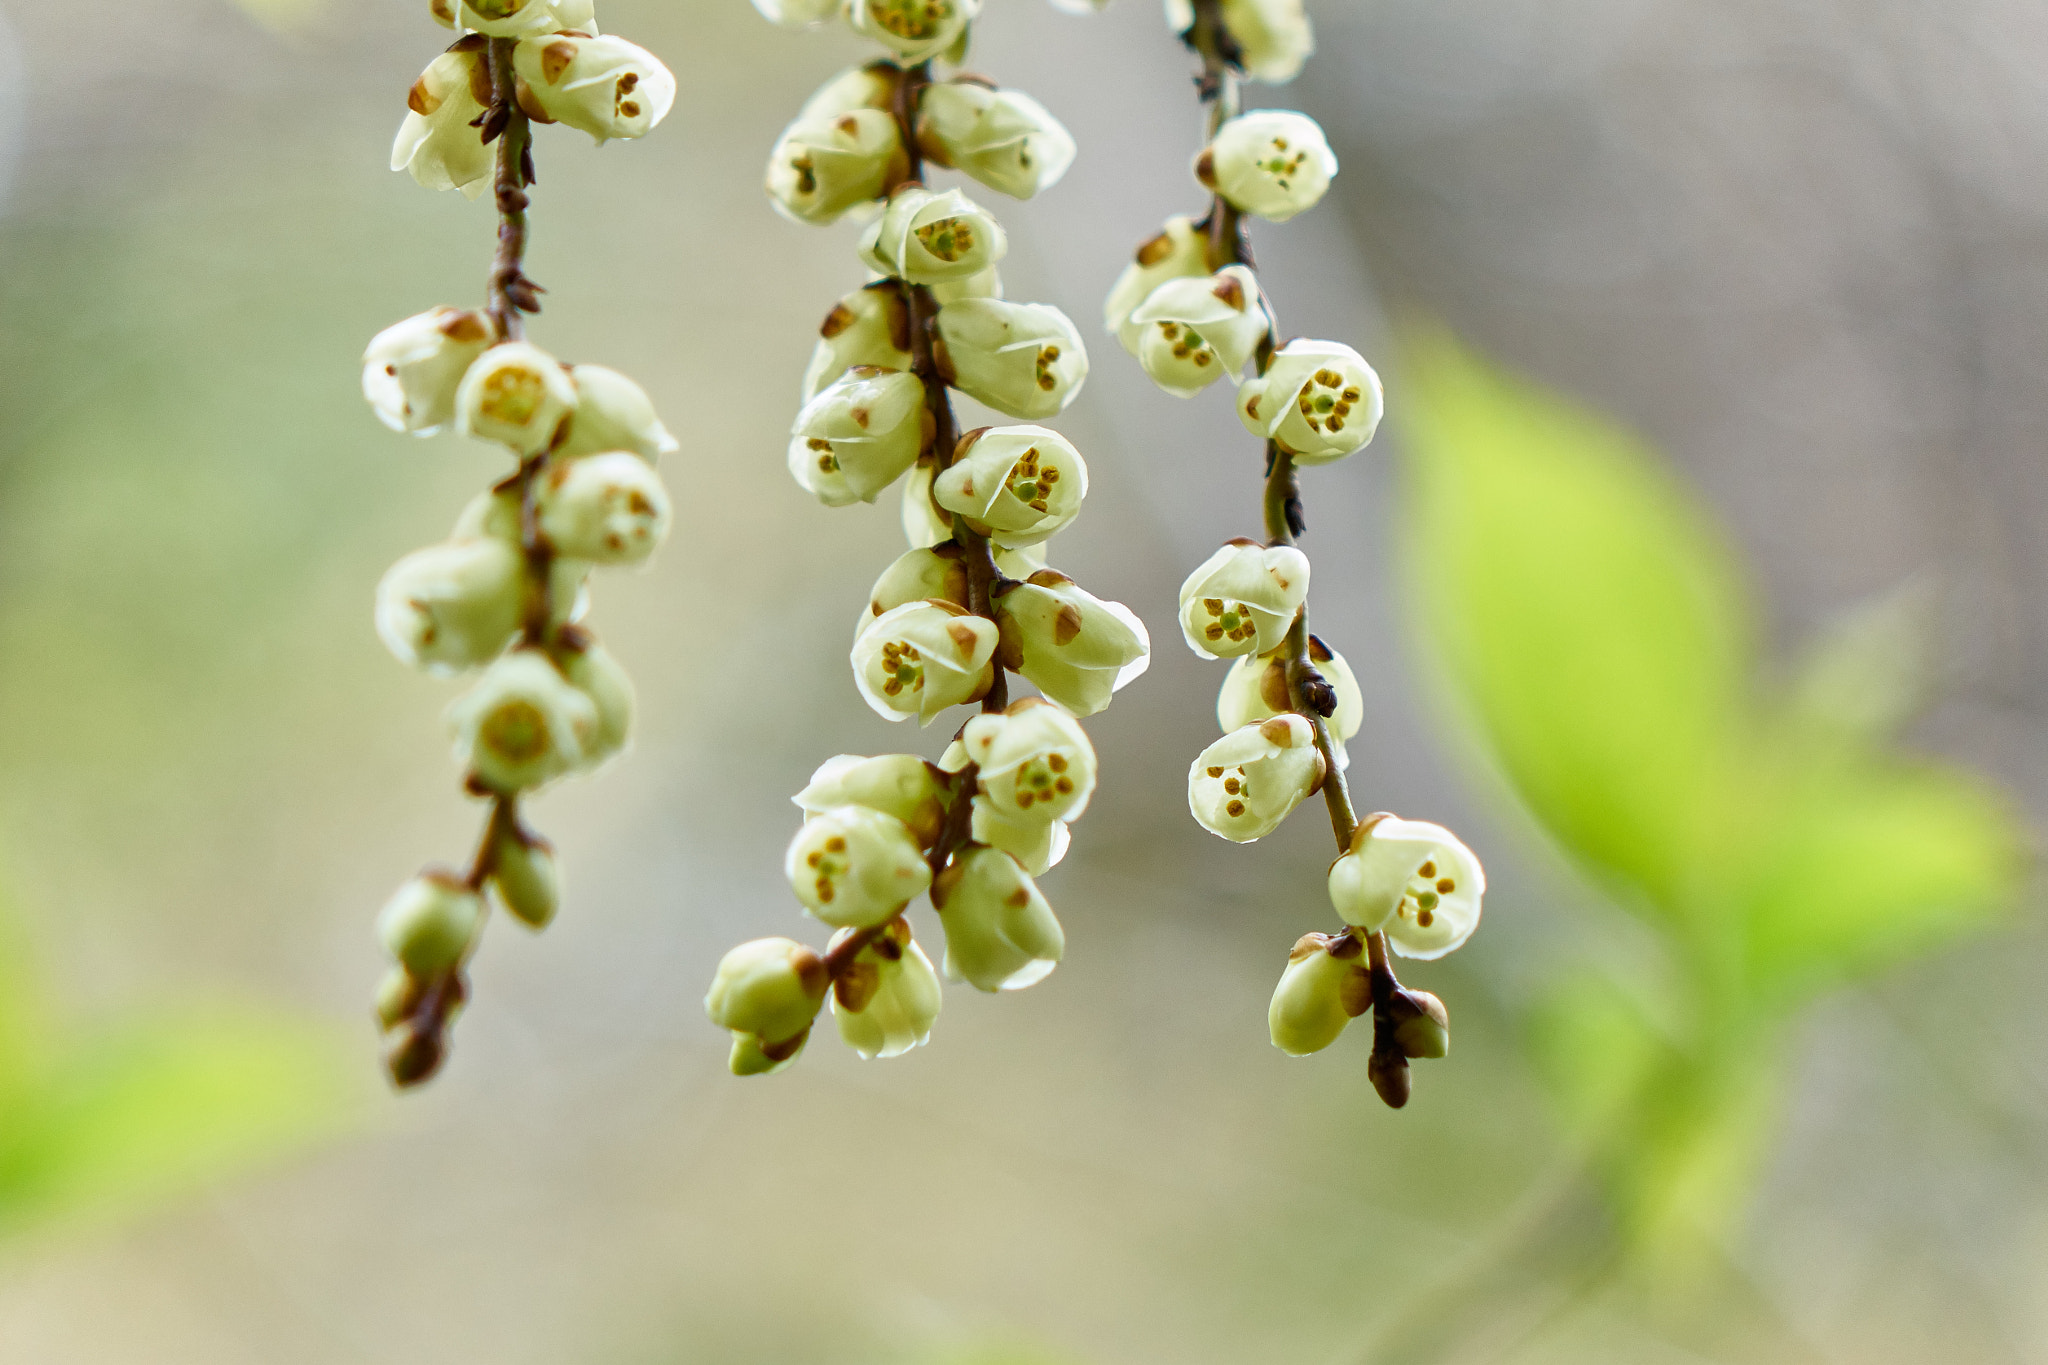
(0, 1004, 359, 1238)
(1399, 329, 1748, 916)
(1526, 974, 1669, 1142)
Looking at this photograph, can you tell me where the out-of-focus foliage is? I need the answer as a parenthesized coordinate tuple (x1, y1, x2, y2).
(0, 888, 359, 1242)
(1400, 331, 2028, 1270)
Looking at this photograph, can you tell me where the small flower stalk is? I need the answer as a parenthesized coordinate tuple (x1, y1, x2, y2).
(706, 2, 1147, 1073)
(364, 2, 678, 1087)
(1116, 0, 1484, 1105)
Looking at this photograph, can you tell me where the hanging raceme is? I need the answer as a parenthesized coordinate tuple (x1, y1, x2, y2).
(1108, 0, 1486, 1106)
(706, 0, 1150, 1075)
(362, 0, 679, 1087)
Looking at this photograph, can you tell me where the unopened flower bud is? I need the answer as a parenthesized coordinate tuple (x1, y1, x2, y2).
(1105, 215, 1210, 351)
(447, 647, 598, 792)
(846, 0, 980, 63)
(789, 367, 931, 506)
(916, 80, 1076, 200)
(1165, 0, 1313, 83)
(363, 307, 496, 435)
(554, 364, 679, 463)
(1389, 988, 1450, 1059)
(1368, 1049, 1412, 1109)
(706, 937, 830, 1072)
(490, 824, 560, 929)
(931, 845, 1063, 991)
(1237, 338, 1383, 464)
(1216, 635, 1362, 743)
(456, 341, 578, 456)
(392, 45, 494, 198)
(868, 545, 970, 618)
(935, 299, 1088, 420)
(375, 538, 525, 674)
(1269, 932, 1369, 1056)
(556, 634, 634, 771)
(960, 697, 1096, 823)
(859, 186, 1008, 286)
(1129, 267, 1272, 396)
(766, 108, 908, 226)
(429, 0, 457, 28)
(1189, 714, 1325, 842)
(1178, 541, 1310, 658)
(513, 35, 676, 144)
(787, 804, 933, 928)
(794, 753, 951, 848)
(1327, 816, 1484, 959)
(1196, 110, 1336, 222)
(852, 600, 999, 723)
(798, 62, 903, 119)
(375, 965, 417, 1029)
(536, 451, 672, 565)
(969, 795, 1071, 874)
(750, 0, 842, 29)
(933, 426, 1087, 547)
(803, 283, 914, 402)
(830, 919, 942, 1058)
(378, 873, 483, 975)
(994, 571, 1150, 717)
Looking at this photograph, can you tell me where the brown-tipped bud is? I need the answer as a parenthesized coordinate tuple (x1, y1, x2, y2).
(1368, 1050, 1412, 1109)
(1388, 988, 1450, 1060)
(384, 1023, 444, 1088)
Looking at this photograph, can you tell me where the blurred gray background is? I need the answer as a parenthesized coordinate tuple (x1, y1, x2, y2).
(0, 1, 2044, 1361)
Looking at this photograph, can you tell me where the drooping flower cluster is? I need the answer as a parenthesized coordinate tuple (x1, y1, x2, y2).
(706, 0, 1148, 1075)
(365, 0, 678, 1087)
(1108, 0, 1484, 1106)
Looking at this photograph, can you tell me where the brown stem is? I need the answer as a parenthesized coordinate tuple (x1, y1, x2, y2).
(484, 38, 536, 340)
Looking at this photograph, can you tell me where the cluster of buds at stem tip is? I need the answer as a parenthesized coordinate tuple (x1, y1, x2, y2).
(711, 0, 1146, 1074)
(365, 0, 679, 1088)
(1111, 0, 1483, 1107)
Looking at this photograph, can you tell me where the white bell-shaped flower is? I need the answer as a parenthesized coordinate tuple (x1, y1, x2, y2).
(1178, 540, 1310, 658)
(803, 284, 914, 402)
(789, 367, 930, 506)
(765, 108, 908, 226)
(556, 631, 634, 770)
(1237, 338, 1383, 464)
(1216, 636, 1362, 743)
(378, 874, 483, 976)
(363, 307, 496, 435)
(1197, 110, 1337, 222)
(830, 919, 942, 1059)
(916, 80, 1076, 200)
(1327, 816, 1484, 960)
(392, 45, 495, 198)
(1164, 0, 1313, 84)
(867, 545, 970, 618)
(793, 753, 952, 849)
(993, 571, 1150, 718)
(935, 299, 1088, 420)
(932, 845, 1063, 991)
(706, 937, 830, 1075)
(786, 804, 933, 928)
(1268, 931, 1369, 1056)
(447, 647, 599, 792)
(489, 824, 560, 929)
(959, 697, 1097, 824)
(798, 62, 902, 119)
(554, 364, 679, 462)
(513, 35, 675, 144)
(969, 796, 1071, 874)
(455, 0, 589, 38)
(1105, 215, 1210, 352)
(536, 451, 672, 565)
(751, 0, 843, 29)
(846, 0, 980, 63)
(852, 600, 999, 723)
(1129, 267, 1271, 396)
(1188, 714, 1325, 842)
(375, 538, 525, 674)
(430, 0, 457, 27)
(930, 266, 1004, 304)
(859, 185, 1008, 286)
(932, 426, 1087, 548)
(456, 341, 578, 456)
